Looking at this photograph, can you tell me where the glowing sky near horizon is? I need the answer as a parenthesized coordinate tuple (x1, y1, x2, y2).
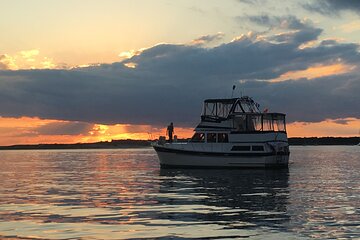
(1, 0, 360, 144)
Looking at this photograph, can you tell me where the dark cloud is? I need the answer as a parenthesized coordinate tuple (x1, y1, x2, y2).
(332, 119, 351, 125)
(35, 122, 93, 135)
(243, 15, 311, 30)
(239, 75, 360, 122)
(238, 15, 323, 45)
(0, 17, 359, 127)
(304, 0, 360, 15)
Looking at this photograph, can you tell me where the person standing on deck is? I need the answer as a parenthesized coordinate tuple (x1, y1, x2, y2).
(167, 122, 174, 143)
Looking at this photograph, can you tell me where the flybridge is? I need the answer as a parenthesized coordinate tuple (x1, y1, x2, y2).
(200, 96, 286, 133)
(202, 96, 261, 119)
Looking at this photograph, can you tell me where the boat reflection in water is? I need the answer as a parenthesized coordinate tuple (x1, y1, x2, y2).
(158, 168, 290, 230)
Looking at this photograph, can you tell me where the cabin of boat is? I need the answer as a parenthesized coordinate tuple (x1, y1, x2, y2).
(153, 96, 290, 168)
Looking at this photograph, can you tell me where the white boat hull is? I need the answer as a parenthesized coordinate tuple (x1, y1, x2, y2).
(154, 146, 289, 168)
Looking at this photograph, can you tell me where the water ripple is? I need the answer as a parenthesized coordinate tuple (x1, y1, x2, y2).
(0, 147, 359, 239)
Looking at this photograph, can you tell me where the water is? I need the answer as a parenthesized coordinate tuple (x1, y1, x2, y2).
(0, 146, 359, 239)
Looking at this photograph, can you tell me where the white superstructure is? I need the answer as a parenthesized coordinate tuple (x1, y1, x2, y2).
(153, 96, 290, 168)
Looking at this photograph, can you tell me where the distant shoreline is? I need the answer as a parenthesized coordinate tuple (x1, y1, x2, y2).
(0, 137, 359, 150)
(288, 137, 359, 146)
(0, 140, 151, 150)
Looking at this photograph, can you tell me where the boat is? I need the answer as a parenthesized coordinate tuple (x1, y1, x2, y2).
(153, 96, 290, 168)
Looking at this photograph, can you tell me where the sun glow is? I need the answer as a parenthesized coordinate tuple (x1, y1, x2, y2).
(0, 117, 194, 146)
(0, 49, 57, 70)
(119, 50, 136, 60)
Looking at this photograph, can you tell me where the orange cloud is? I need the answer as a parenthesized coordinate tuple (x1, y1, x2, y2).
(272, 63, 355, 82)
(0, 117, 86, 145)
(81, 123, 193, 143)
(123, 62, 137, 68)
(0, 117, 194, 146)
(287, 118, 360, 137)
(0, 49, 57, 70)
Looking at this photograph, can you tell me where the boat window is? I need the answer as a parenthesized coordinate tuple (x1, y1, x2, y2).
(232, 113, 287, 133)
(207, 133, 217, 143)
(263, 114, 273, 131)
(218, 102, 231, 118)
(203, 102, 233, 118)
(231, 146, 251, 151)
(246, 115, 262, 131)
(253, 115, 263, 131)
(191, 133, 205, 142)
(233, 102, 244, 113)
(241, 102, 252, 113)
(217, 133, 228, 143)
(204, 103, 217, 117)
(252, 146, 264, 151)
(273, 115, 286, 132)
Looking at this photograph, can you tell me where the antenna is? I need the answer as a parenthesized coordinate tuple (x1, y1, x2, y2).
(231, 85, 236, 98)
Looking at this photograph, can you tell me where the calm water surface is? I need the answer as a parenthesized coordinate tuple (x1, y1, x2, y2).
(0, 146, 359, 239)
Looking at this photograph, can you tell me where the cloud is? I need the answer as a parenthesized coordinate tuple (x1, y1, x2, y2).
(272, 63, 355, 82)
(288, 118, 360, 137)
(0, 50, 57, 70)
(35, 122, 93, 135)
(0, 54, 11, 70)
(190, 32, 225, 46)
(332, 119, 351, 125)
(20, 49, 39, 61)
(242, 15, 311, 30)
(238, 15, 323, 46)
(236, 0, 267, 5)
(304, 0, 360, 15)
(0, 17, 359, 127)
(238, 75, 360, 122)
(0, 62, 8, 70)
(339, 20, 360, 33)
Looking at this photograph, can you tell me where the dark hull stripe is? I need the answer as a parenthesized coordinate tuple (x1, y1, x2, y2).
(160, 164, 288, 169)
(186, 140, 289, 144)
(153, 146, 289, 157)
(231, 140, 289, 143)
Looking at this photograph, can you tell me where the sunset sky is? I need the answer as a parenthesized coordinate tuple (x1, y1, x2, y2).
(0, 0, 360, 145)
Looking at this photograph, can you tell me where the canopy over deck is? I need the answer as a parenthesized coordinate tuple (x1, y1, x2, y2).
(202, 96, 262, 118)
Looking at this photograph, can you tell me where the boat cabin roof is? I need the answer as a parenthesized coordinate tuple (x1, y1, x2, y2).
(204, 98, 238, 104)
